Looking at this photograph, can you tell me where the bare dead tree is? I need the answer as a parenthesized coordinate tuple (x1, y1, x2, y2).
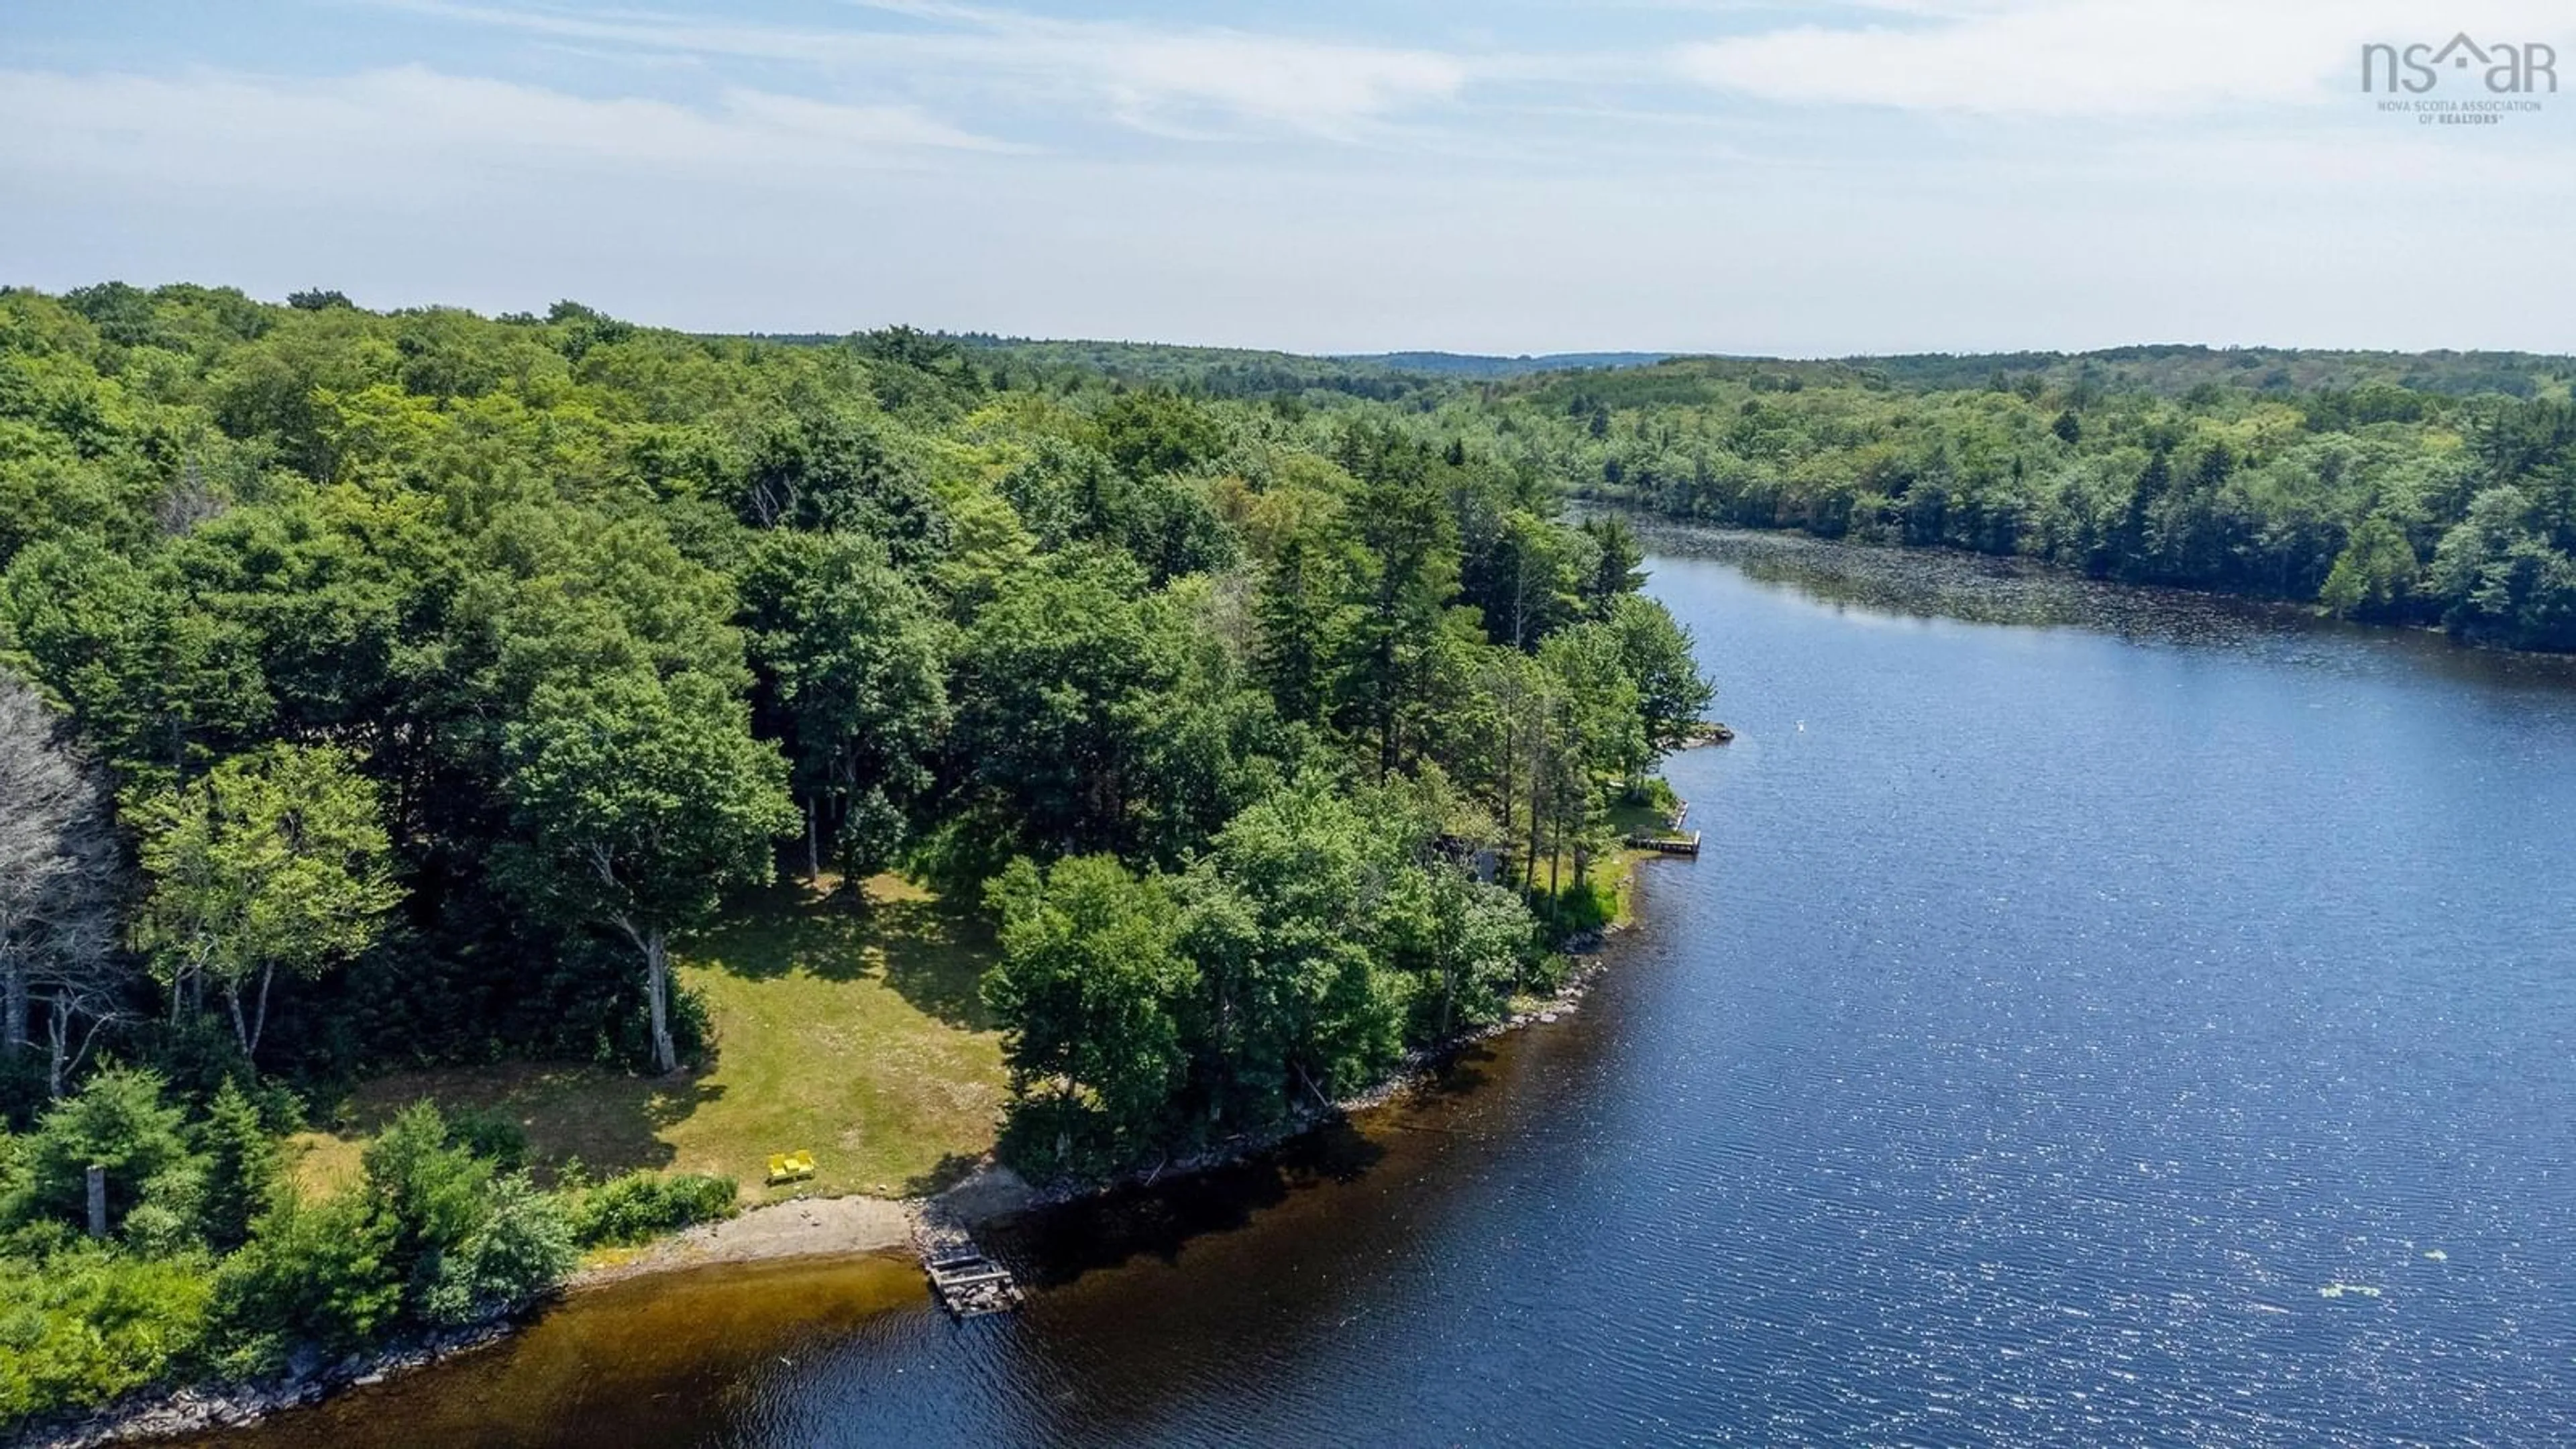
(155, 456, 228, 537)
(36, 939, 129, 1099)
(0, 669, 125, 1093)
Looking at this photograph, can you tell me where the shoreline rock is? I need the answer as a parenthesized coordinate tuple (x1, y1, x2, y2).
(23, 1321, 522, 1449)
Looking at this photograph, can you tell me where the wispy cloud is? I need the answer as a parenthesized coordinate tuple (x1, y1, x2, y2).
(1057, 28, 1466, 138)
(0, 65, 1023, 192)
(378, 0, 1473, 139)
(1676, 0, 2571, 115)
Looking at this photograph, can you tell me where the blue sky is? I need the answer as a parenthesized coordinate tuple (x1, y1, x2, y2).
(1, 1, 2569, 354)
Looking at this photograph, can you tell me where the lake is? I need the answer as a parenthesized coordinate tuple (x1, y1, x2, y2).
(199, 526, 2576, 1447)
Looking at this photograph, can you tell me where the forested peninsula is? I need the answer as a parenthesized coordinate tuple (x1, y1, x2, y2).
(0, 284, 1711, 1430)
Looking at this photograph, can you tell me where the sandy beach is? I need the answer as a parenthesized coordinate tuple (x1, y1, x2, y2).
(575, 1163, 1040, 1287)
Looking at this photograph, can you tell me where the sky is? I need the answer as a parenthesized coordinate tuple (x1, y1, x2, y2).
(1, 1, 2571, 356)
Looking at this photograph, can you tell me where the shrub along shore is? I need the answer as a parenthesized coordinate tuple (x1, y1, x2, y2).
(21, 848, 1667, 1448)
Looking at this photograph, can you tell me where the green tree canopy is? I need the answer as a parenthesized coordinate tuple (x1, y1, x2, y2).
(739, 529, 949, 884)
(500, 667, 794, 1073)
(983, 854, 1193, 1168)
(131, 743, 401, 1063)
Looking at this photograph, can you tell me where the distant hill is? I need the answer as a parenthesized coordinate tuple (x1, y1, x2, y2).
(928, 337, 1669, 381)
(1835, 345, 2576, 399)
(944, 335, 1446, 402)
(740, 331, 2574, 404)
(749, 334, 1668, 386)
(1336, 351, 1672, 378)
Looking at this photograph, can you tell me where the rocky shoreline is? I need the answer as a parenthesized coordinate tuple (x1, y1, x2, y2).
(25, 1320, 523, 1449)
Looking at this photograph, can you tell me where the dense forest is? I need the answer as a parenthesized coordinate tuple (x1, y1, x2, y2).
(1455, 355, 2576, 649)
(947, 337, 2576, 651)
(0, 282, 1709, 1424)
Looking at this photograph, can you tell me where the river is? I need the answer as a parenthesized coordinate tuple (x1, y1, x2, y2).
(195, 526, 2576, 1447)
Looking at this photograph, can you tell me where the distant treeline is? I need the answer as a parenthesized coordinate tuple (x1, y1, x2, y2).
(920, 335, 2576, 651)
(1427, 357, 2576, 650)
(932, 336, 2576, 650)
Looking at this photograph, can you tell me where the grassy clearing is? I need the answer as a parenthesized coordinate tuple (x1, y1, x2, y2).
(292, 874, 1006, 1204)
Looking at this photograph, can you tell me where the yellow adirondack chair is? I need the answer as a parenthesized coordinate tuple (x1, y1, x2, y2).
(766, 1150, 816, 1186)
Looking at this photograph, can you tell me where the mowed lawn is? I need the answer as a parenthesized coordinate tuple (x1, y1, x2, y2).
(290, 875, 1007, 1203)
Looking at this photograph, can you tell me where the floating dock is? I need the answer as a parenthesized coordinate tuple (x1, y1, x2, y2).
(914, 1220, 1022, 1318)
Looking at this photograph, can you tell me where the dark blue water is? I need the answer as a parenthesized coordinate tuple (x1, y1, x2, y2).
(212, 529, 2576, 1447)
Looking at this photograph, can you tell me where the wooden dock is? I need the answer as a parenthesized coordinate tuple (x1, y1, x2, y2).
(914, 1219, 1022, 1318)
(1624, 830, 1702, 856)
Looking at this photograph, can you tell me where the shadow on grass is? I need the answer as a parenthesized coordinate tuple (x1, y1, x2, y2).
(878, 907, 997, 1031)
(335, 1064, 728, 1186)
(690, 877, 996, 1032)
(902, 1150, 989, 1198)
(688, 882, 875, 984)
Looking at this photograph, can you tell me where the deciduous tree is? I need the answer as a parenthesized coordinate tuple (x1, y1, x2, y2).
(132, 743, 400, 1065)
(739, 530, 949, 885)
(983, 854, 1192, 1167)
(500, 667, 794, 1074)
